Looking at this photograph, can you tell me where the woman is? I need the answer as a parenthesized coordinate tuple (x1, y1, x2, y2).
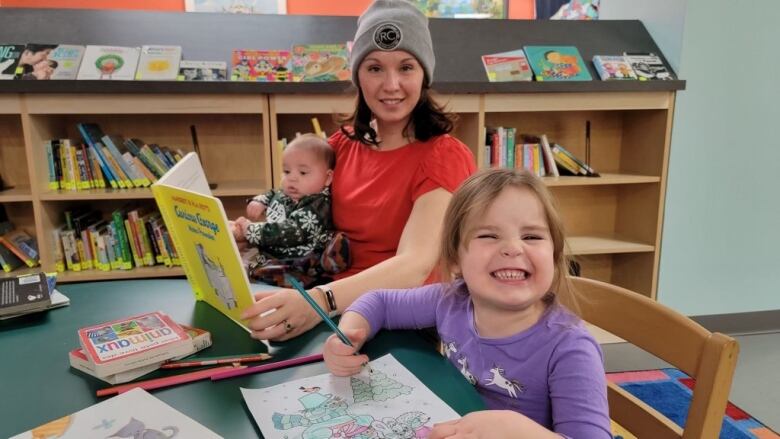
(241, 0, 476, 340)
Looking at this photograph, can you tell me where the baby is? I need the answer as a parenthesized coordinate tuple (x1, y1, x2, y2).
(233, 133, 349, 287)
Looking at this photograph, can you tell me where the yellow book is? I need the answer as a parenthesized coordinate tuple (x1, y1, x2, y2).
(151, 152, 257, 331)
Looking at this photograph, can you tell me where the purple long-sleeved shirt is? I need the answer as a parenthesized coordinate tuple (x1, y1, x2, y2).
(347, 281, 612, 438)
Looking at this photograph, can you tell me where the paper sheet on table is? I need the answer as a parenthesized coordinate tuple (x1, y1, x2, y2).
(242, 353, 460, 439)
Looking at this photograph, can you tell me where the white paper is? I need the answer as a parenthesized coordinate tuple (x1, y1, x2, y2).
(10, 388, 222, 439)
(242, 354, 459, 439)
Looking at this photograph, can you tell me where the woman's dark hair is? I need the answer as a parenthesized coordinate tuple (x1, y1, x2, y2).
(339, 85, 457, 147)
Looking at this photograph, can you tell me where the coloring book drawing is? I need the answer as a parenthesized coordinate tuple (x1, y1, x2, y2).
(242, 354, 459, 439)
(10, 388, 222, 439)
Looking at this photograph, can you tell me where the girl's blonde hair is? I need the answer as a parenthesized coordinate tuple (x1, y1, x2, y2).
(439, 168, 577, 312)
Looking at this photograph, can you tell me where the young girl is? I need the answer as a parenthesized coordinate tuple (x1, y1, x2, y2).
(323, 168, 611, 438)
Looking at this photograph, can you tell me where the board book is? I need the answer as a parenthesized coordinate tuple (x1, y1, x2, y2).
(291, 43, 350, 82)
(77, 310, 193, 377)
(481, 49, 533, 82)
(523, 45, 592, 81)
(135, 45, 182, 80)
(76, 45, 140, 80)
(151, 152, 256, 331)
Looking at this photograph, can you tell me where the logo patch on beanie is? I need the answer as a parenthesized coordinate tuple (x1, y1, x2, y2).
(373, 23, 402, 50)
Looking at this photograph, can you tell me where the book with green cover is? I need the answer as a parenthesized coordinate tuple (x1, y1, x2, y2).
(523, 45, 592, 81)
(151, 152, 256, 331)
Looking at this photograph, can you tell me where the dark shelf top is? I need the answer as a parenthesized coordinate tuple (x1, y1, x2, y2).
(0, 8, 685, 95)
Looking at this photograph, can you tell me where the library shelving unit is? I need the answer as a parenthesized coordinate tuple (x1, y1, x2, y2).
(0, 9, 684, 299)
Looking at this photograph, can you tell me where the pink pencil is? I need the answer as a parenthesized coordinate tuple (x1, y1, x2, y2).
(97, 365, 241, 397)
(210, 353, 324, 381)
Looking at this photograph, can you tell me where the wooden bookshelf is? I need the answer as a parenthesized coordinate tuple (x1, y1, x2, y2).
(0, 9, 683, 298)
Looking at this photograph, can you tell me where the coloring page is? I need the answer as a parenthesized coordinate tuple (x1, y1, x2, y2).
(242, 354, 459, 438)
(10, 388, 221, 439)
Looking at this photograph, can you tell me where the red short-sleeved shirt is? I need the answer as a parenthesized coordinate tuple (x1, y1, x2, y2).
(329, 131, 476, 279)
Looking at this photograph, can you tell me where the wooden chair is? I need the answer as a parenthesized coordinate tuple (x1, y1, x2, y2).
(569, 276, 739, 439)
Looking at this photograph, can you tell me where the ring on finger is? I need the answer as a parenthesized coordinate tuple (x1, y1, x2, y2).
(283, 319, 294, 333)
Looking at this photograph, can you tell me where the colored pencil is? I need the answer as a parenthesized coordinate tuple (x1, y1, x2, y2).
(210, 353, 324, 381)
(160, 353, 272, 369)
(96, 365, 240, 397)
(284, 274, 372, 373)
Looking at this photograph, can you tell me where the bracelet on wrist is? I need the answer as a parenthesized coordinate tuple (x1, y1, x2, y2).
(313, 285, 338, 317)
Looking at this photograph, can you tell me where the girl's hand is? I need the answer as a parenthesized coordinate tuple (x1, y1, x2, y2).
(430, 410, 559, 439)
(246, 201, 266, 222)
(240, 288, 322, 341)
(323, 328, 369, 376)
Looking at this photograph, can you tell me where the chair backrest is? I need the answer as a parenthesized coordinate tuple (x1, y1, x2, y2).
(568, 276, 739, 439)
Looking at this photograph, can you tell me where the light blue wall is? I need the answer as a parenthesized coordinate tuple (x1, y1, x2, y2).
(602, 0, 780, 315)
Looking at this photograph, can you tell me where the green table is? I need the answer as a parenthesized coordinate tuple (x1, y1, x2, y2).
(0, 279, 484, 438)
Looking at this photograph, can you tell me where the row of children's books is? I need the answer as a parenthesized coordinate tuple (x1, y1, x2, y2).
(0, 43, 351, 82)
(481, 45, 674, 82)
(0, 223, 40, 272)
(45, 123, 183, 191)
(54, 206, 181, 274)
(484, 129, 598, 177)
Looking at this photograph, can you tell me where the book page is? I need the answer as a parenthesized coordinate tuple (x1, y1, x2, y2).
(10, 388, 222, 438)
(242, 354, 459, 439)
(154, 152, 211, 195)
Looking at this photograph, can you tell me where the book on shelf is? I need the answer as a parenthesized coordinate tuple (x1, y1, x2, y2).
(523, 45, 593, 81)
(592, 55, 638, 80)
(551, 142, 599, 176)
(177, 60, 227, 81)
(69, 324, 211, 384)
(151, 152, 256, 331)
(291, 43, 350, 82)
(481, 49, 533, 82)
(230, 50, 291, 82)
(623, 52, 674, 80)
(77, 311, 194, 378)
(135, 45, 182, 80)
(47, 44, 85, 79)
(11, 43, 58, 80)
(9, 388, 222, 439)
(0, 229, 40, 268)
(0, 272, 51, 317)
(76, 45, 140, 80)
(0, 44, 24, 80)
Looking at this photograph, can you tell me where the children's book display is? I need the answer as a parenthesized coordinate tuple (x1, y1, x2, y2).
(592, 55, 638, 80)
(135, 45, 182, 80)
(76, 45, 141, 80)
(242, 354, 458, 439)
(151, 152, 257, 331)
(481, 49, 533, 82)
(523, 45, 593, 81)
(9, 388, 223, 439)
(178, 60, 227, 81)
(291, 44, 351, 82)
(77, 311, 194, 377)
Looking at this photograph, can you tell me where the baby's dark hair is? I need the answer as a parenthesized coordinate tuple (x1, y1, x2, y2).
(285, 133, 335, 169)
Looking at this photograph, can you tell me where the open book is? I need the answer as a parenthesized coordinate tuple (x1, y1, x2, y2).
(151, 153, 255, 331)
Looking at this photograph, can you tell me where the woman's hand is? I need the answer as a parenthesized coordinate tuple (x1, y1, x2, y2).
(240, 288, 322, 341)
(323, 326, 369, 376)
(429, 410, 559, 439)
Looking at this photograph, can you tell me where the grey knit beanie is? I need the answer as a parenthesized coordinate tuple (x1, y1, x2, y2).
(350, 0, 435, 86)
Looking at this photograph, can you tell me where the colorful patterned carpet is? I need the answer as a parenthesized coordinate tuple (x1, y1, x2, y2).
(607, 368, 779, 439)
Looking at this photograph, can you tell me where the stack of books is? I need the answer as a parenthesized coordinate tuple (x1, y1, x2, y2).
(69, 311, 211, 384)
(0, 272, 68, 319)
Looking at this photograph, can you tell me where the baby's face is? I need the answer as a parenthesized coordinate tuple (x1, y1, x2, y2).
(281, 146, 332, 202)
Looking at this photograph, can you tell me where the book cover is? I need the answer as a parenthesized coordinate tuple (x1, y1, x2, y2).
(9, 388, 222, 439)
(230, 49, 290, 82)
(46, 44, 86, 80)
(623, 52, 674, 80)
(0, 229, 40, 267)
(481, 49, 533, 82)
(0, 242, 24, 272)
(0, 288, 68, 320)
(291, 44, 350, 82)
(523, 46, 593, 81)
(77, 311, 193, 377)
(151, 153, 255, 331)
(0, 272, 51, 317)
(177, 60, 227, 81)
(12, 43, 58, 80)
(592, 55, 638, 81)
(135, 45, 182, 80)
(0, 44, 24, 80)
(76, 45, 140, 80)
